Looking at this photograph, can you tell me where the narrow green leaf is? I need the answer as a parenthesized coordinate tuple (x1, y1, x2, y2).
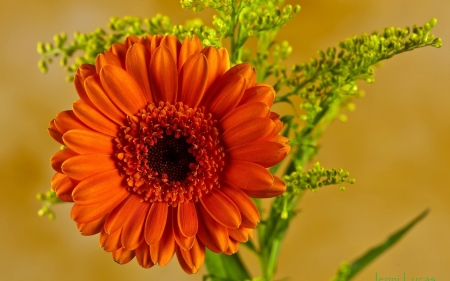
(347, 209, 429, 280)
(204, 250, 251, 281)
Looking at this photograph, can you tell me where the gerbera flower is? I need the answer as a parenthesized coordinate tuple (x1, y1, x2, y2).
(49, 34, 290, 273)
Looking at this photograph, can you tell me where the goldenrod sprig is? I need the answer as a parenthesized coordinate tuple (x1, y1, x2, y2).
(284, 162, 355, 193)
(36, 189, 64, 220)
(37, 15, 218, 81)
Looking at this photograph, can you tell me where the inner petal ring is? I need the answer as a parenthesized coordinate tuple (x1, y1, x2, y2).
(114, 101, 225, 206)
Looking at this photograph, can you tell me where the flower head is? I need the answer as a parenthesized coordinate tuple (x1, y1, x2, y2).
(49, 34, 290, 273)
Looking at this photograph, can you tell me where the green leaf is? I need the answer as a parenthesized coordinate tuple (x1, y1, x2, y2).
(204, 250, 251, 281)
(347, 209, 429, 280)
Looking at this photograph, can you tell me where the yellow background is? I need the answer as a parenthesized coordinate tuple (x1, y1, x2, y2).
(1, 0, 449, 280)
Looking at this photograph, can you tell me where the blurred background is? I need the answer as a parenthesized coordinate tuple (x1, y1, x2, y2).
(1, 0, 449, 280)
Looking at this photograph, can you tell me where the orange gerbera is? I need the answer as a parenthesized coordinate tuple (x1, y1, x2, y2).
(49, 34, 290, 273)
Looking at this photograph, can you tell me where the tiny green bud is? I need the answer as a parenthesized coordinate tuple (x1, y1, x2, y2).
(429, 18, 438, 28)
(275, 8, 281, 18)
(294, 5, 301, 13)
(37, 209, 45, 217)
(402, 27, 410, 37)
(340, 186, 346, 191)
(53, 34, 63, 48)
(38, 60, 47, 73)
(281, 209, 288, 219)
(38, 206, 49, 217)
(318, 50, 326, 60)
(60, 56, 67, 67)
(45, 43, 53, 52)
(283, 5, 292, 15)
(346, 103, 356, 112)
(36, 193, 45, 201)
(366, 77, 374, 83)
(37, 42, 45, 54)
(339, 114, 348, 122)
(432, 38, 443, 48)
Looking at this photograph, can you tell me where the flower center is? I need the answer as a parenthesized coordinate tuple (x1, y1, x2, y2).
(114, 102, 225, 206)
(147, 134, 196, 182)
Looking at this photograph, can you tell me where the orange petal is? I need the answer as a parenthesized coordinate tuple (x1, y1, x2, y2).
(100, 228, 122, 252)
(77, 64, 97, 79)
(226, 141, 287, 167)
(242, 175, 286, 198)
(149, 46, 178, 103)
(160, 35, 181, 65)
(48, 120, 64, 145)
(104, 194, 142, 234)
(201, 47, 230, 91)
(74, 74, 89, 101)
(271, 134, 290, 145)
(110, 43, 129, 67)
(125, 43, 153, 103)
(51, 172, 65, 191)
(70, 186, 129, 224)
(100, 64, 147, 116)
(135, 242, 154, 269)
(144, 202, 169, 245)
(72, 170, 127, 205)
(172, 208, 195, 250)
(124, 35, 139, 47)
(51, 172, 76, 202)
(54, 110, 90, 134)
(221, 118, 275, 148)
(223, 64, 255, 89)
(196, 204, 229, 253)
(63, 129, 114, 155)
(228, 227, 251, 242)
(203, 64, 252, 99)
(50, 148, 78, 174)
(177, 201, 198, 238)
(224, 237, 239, 255)
(178, 53, 208, 108)
(221, 184, 260, 228)
(220, 101, 270, 131)
(187, 237, 205, 269)
(121, 201, 150, 250)
(95, 51, 123, 73)
(74, 64, 97, 101)
(72, 99, 119, 136)
(199, 188, 241, 229)
(112, 247, 135, 264)
(239, 83, 275, 107)
(62, 154, 116, 181)
(269, 112, 284, 137)
(77, 216, 106, 236)
(150, 212, 176, 266)
(150, 35, 164, 54)
(178, 35, 202, 72)
(176, 247, 196, 274)
(85, 75, 125, 125)
(204, 74, 246, 119)
(138, 35, 154, 53)
(222, 160, 273, 191)
(176, 236, 204, 274)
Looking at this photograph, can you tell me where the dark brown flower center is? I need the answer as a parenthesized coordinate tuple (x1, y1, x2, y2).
(147, 134, 196, 182)
(114, 101, 225, 206)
